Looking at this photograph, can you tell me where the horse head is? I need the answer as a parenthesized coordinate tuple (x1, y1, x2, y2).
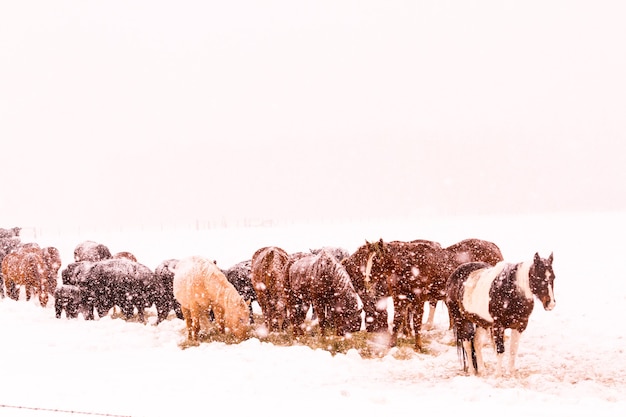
(529, 252, 556, 311)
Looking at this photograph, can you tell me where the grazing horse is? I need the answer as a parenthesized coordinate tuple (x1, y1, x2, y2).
(222, 259, 257, 323)
(154, 259, 184, 323)
(1, 245, 49, 306)
(344, 239, 445, 349)
(446, 253, 556, 376)
(78, 258, 155, 322)
(250, 246, 291, 332)
(342, 240, 390, 333)
(174, 256, 249, 342)
(423, 238, 504, 330)
(288, 249, 362, 336)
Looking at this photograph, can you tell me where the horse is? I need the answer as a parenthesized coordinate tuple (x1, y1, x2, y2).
(445, 253, 556, 376)
(0, 232, 22, 298)
(113, 251, 138, 262)
(288, 249, 362, 336)
(173, 256, 250, 342)
(41, 246, 62, 295)
(61, 261, 95, 286)
(250, 246, 291, 332)
(1, 244, 49, 306)
(309, 246, 351, 263)
(73, 241, 112, 262)
(77, 258, 155, 322)
(344, 239, 447, 349)
(154, 259, 184, 323)
(0, 227, 21, 238)
(222, 259, 256, 322)
(423, 238, 504, 330)
(54, 284, 85, 319)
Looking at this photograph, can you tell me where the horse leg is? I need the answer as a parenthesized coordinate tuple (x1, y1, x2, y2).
(492, 325, 506, 377)
(192, 314, 201, 341)
(390, 297, 408, 347)
(317, 306, 328, 336)
(473, 327, 490, 376)
(423, 300, 437, 330)
(361, 296, 378, 332)
(289, 297, 306, 336)
(370, 295, 389, 333)
(411, 299, 426, 351)
(461, 340, 476, 374)
(137, 306, 146, 324)
(39, 286, 49, 307)
(5, 278, 17, 300)
(508, 329, 522, 375)
(181, 307, 193, 340)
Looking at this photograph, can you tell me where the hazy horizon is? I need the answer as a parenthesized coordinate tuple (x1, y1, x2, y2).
(2, 1, 625, 229)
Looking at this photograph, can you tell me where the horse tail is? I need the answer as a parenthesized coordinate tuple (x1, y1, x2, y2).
(470, 336, 477, 371)
(453, 321, 477, 373)
(453, 321, 468, 372)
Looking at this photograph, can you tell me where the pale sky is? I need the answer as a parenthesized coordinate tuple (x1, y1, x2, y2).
(2, 1, 625, 229)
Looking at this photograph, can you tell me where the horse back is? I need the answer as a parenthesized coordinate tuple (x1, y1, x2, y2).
(445, 238, 503, 267)
(251, 246, 289, 289)
(173, 256, 219, 310)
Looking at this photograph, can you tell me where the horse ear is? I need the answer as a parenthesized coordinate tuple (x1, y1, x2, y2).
(534, 252, 540, 263)
(548, 252, 554, 264)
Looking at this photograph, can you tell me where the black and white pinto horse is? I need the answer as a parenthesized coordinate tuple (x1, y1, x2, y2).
(446, 252, 555, 376)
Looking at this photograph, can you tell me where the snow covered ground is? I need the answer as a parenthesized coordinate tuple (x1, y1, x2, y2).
(1, 212, 625, 417)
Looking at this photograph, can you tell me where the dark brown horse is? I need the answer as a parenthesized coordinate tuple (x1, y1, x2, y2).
(344, 237, 503, 350)
(446, 253, 555, 376)
(343, 239, 443, 349)
(250, 246, 291, 332)
(288, 249, 361, 336)
(423, 238, 503, 329)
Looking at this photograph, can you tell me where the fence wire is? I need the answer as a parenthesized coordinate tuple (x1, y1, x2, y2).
(0, 404, 131, 417)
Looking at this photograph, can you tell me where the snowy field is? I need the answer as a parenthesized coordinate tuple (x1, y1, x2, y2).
(1, 211, 625, 417)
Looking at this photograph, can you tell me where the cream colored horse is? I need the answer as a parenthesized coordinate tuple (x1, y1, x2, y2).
(173, 256, 249, 342)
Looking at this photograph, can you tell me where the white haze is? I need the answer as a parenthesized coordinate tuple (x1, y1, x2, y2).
(1, 1, 626, 230)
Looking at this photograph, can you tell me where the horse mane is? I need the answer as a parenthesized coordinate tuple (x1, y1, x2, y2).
(514, 261, 533, 300)
(314, 249, 353, 291)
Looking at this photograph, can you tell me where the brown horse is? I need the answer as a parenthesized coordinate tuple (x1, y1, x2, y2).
(250, 246, 291, 332)
(173, 255, 250, 342)
(41, 246, 62, 295)
(0, 229, 22, 298)
(113, 251, 138, 262)
(288, 249, 362, 336)
(2, 244, 49, 307)
(344, 237, 503, 350)
(423, 238, 504, 329)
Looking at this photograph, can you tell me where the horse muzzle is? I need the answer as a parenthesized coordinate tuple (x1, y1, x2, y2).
(543, 298, 556, 311)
